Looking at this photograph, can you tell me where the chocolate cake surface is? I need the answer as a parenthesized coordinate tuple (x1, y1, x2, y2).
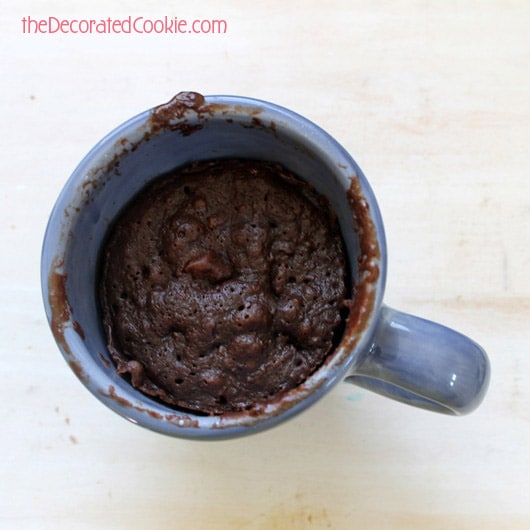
(99, 159, 348, 414)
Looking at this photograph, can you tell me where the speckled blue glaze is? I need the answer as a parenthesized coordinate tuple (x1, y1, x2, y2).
(41, 94, 490, 439)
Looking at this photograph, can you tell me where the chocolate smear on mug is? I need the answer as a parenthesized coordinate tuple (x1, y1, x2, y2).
(340, 175, 381, 351)
(48, 260, 90, 384)
(150, 91, 214, 135)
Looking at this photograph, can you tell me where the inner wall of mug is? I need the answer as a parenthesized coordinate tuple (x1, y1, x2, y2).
(48, 97, 385, 437)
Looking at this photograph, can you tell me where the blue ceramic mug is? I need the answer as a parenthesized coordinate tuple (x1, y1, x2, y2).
(41, 93, 490, 439)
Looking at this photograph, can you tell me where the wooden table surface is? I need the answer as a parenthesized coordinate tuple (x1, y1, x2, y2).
(2, 1, 529, 529)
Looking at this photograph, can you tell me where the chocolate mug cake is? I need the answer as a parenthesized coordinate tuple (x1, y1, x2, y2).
(42, 92, 489, 439)
(99, 159, 349, 414)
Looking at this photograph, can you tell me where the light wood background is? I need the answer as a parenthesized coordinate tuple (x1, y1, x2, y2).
(2, 1, 529, 529)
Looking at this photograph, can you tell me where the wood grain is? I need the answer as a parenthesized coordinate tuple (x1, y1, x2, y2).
(1, 1, 529, 528)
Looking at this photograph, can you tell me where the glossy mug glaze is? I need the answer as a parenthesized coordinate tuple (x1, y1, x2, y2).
(41, 92, 490, 439)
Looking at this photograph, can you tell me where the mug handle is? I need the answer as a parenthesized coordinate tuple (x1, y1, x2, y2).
(346, 306, 490, 415)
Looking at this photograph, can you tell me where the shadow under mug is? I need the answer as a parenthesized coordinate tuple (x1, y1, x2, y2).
(41, 93, 490, 439)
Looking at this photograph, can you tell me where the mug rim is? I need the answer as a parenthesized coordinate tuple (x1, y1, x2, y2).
(41, 93, 388, 439)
